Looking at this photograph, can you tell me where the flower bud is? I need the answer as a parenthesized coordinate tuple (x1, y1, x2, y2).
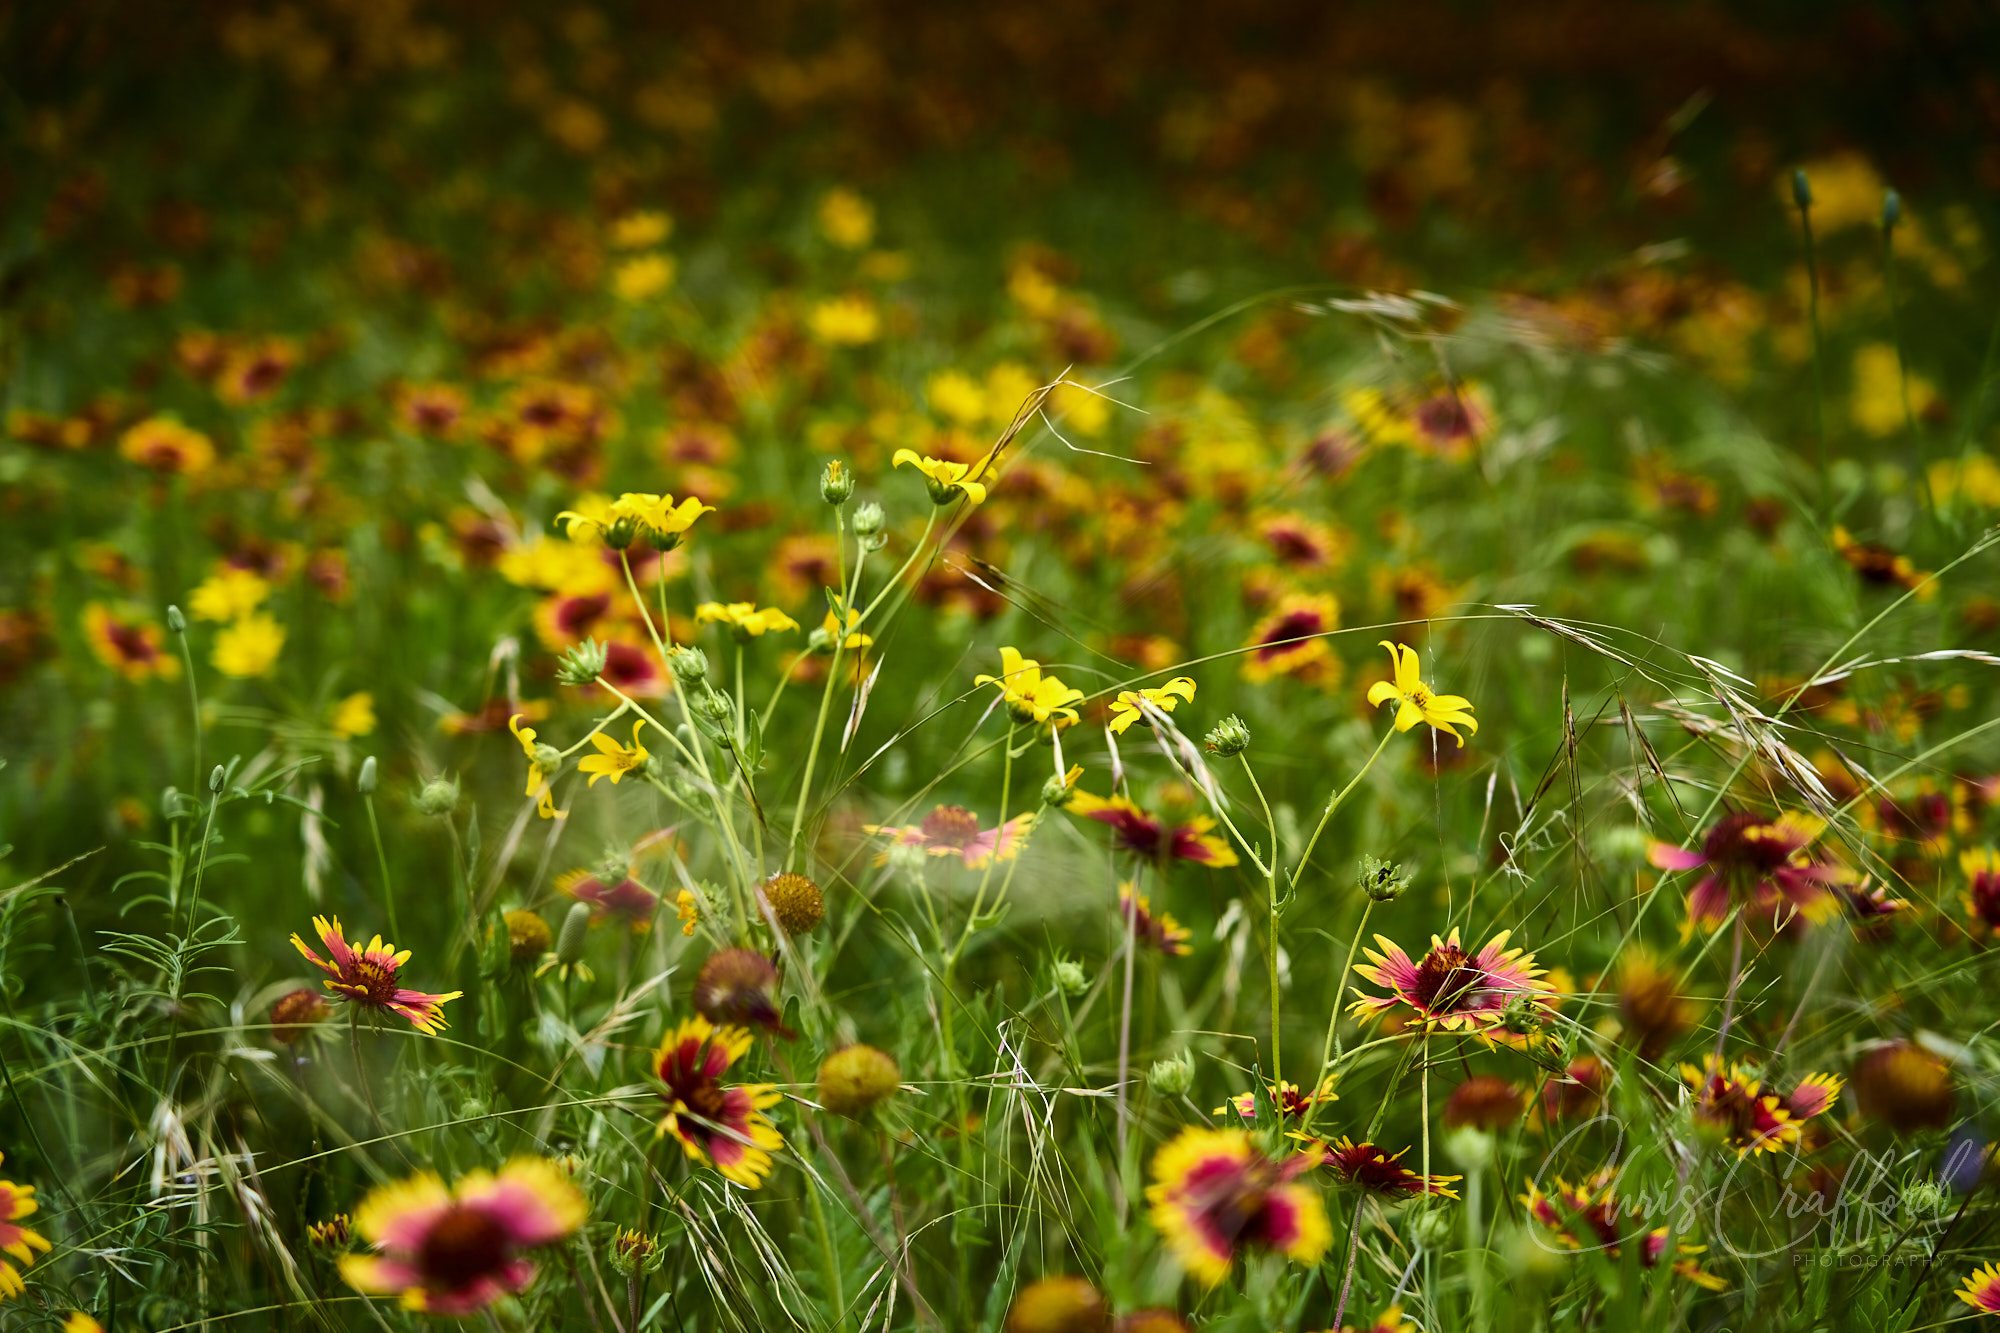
(603, 515, 639, 550)
(553, 901, 592, 968)
(1443, 1124, 1495, 1172)
(414, 774, 460, 816)
(761, 871, 825, 936)
(1051, 956, 1087, 996)
(502, 909, 553, 966)
(1903, 1179, 1946, 1219)
(208, 764, 226, 794)
(611, 1227, 664, 1276)
(1203, 714, 1250, 756)
(166, 604, 186, 633)
(557, 638, 608, 686)
(357, 755, 378, 795)
(666, 645, 710, 686)
(1147, 1049, 1195, 1097)
(307, 1214, 351, 1247)
(533, 743, 562, 774)
(270, 987, 332, 1044)
(1791, 168, 1812, 209)
(693, 688, 735, 725)
(1882, 188, 1902, 230)
(852, 501, 886, 542)
(1406, 1200, 1453, 1249)
(818, 1044, 901, 1118)
(820, 459, 854, 505)
(1358, 855, 1410, 902)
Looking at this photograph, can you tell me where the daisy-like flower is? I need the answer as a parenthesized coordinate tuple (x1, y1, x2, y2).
(508, 713, 563, 819)
(0, 1152, 51, 1299)
(651, 1016, 786, 1188)
(1365, 641, 1477, 746)
(557, 492, 713, 550)
(338, 1158, 586, 1314)
(1647, 810, 1840, 931)
(1962, 848, 2000, 937)
(577, 719, 649, 787)
(1681, 1057, 1844, 1155)
(1106, 676, 1197, 735)
(1242, 593, 1340, 683)
(119, 415, 215, 475)
(1120, 883, 1191, 956)
(1313, 1305, 1415, 1333)
(696, 601, 800, 639)
(817, 608, 873, 652)
(556, 866, 660, 931)
(82, 603, 179, 681)
(290, 916, 463, 1034)
(1313, 1137, 1461, 1198)
(974, 647, 1086, 728)
(893, 448, 992, 505)
(1523, 1173, 1726, 1289)
(1349, 928, 1553, 1041)
(1213, 1079, 1334, 1124)
(1960, 1262, 2000, 1315)
(188, 566, 271, 622)
(1067, 790, 1238, 867)
(212, 612, 285, 679)
(1145, 1127, 1331, 1286)
(866, 805, 1036, 869)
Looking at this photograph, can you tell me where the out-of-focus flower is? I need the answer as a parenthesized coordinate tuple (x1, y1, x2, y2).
(212, 613, 285, 678)
(1964, 849, 2000, 937)
(1444, 1076, 1528, 1130)
(1067, 790, 1237, 866)
(1523, 1173, 1726, 1289)
(339, 1158, 585, 1314)
(810, 295, 881, 345)
(1850, 342, 1936, 438)
(119, 415, 215, 475)
(1648, 811, 1840, 931)
(610, 211, 672, 249)
(1614, 950, 1699, 1059)
(760, 871, 824, 935)
(1242, 593, 1340, 683)
(1313, 1137, 1461, 1198)
(557, 867, 659, 932)
(696, 601, 800, 638)
(1682, 1057, 1843, 1154)
(867, 805, 1035, 869)
(1004, 1276, 1106, 1333)
(692, 948, 787, 1033)
(330, 691, 376, 738)
(1119, 883, 1191, 956)
(189, 567, 271, 622)
(1832, 526, 1936, 599)
(613, 254, 677, 303)
(651, 1016, 785, 1187)
(818, 1044, 901, 1118)
(269, 987, 332, 1044)
(818, 188, 875, 249)
(83, 603, 179, 681)
(1146, 1127, 1329, 1285)
(1365, 641, 1477, 745)
(0, 1152, 52, 1299)
(1851, 1040, 1954, 1134)
(1349, 928, 1553, 1042)
(1106, 677, 1196, 735)
(290, 916, 462, 1034)
(1214, 1079, 1333, 1124)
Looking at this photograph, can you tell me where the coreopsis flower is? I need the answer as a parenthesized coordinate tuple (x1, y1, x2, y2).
(1681, 1057, 1843, 1154)
(1522, 1173, 1726, 1290)
(188, 566, 270, 622)
(1145, 1127, 1330, 1285)
(815, 608, 873, 653)
(1851, 1040, 1954, 1134)
(577, 719, 649, 786)
(339, 1158, 586, 1314)
(1365, 641, 1477, 745)
(975, 647, 1085, 726)
(651, 1016, 785, 1188)
(290, 916, 462, 1034)
(82, 603, 179, 681)
(329, 691, 376, 738)
(508, 713, 563, 819)
(556, 867, 659, 931)
(0, 1152, 52, 1299)
(1106, 677, 1196, 735)
(895, 448, 994, 505)
(1963, 849, 2000, 937)
(1314, 1137, 1461, 1198)
(1241, 593, 1340, 683)
(119, 415, 215, 474)
(212, 613, 285, 678)
(1960, 1263, 2000, 1315)
(65, 1315, 105, 1333)
(1213, 1080, 1334, 1124)
(696, 601, 800, 638)
(867, 805, 1036, 869)
(1066, 791, 1237, 867)
(557, 492, 713, 550)
(1349, 928, 1553, 1041)
(1647, 811, 1840, 930)
(1119, 883, 1191, 956)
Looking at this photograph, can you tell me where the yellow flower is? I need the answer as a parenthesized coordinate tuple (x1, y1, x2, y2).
(213, 613, 285, 678)
(926, 370, 988, 427)
(0, 1150, 53, 1299)
(613, 253, 677, 303)
(810, 295, 881, 345)
(119, 415, 215, 475)
(975, 646, 1085, 728)
(1106, 677, 1196, 735)
(675, 888, 699, 937)
(578, 719, 649, 787)
(1850, 342, 1936, 438)
(818, 187, 875, 249)
(189, 567, 270, 622)
(820, 609, 872, 650)
(892, 448, 992, 505)
(330, 691, 376, 738)
(557, 492, 714, 548)
(696, 601, 800, 638)
(64, 1316, 105, 1333)
(509, 713, 564, 820)
(611, 210, 673, 249)
(1365, 641, 1478, 745)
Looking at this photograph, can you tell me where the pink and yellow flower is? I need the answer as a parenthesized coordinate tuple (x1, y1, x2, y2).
(290, 916, 462, 1034)
(1314, 1137, 1461, 1198)
(1145, 1127, 1330, 1285)
(1066, 791, 1237, 867)
(866, 805, 1036, 869)
(652, 1016, 785, 1188)
(1349, 928, 1553, 1041)
(338, 1158, 586, 1314)
(1959, 1261, 2000, 1315)
(82, 603, 180, 682)
(0, 1153, 51, 1300)
(557, 867, 660, 932)
(1213, 1080, 1333, 1124)
(1681, 1057, 1843, 1155)
(1120, 883, 1191, 956)
(1523, 1172, 1725, 1289)
(1648, 811, 1840, 931)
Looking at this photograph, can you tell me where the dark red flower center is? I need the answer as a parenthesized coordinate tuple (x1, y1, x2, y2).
(1410, 942, 1483, 1012)
(418, 1205, 512, 1289)
(1254, 610, 1324, 661)
(346, 957, 401, 1006)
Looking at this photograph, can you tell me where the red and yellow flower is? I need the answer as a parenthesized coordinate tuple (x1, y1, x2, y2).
(652, 1016, 785, 1188)
(1349, 928, 1553, 1041)
(1145, 1127, 1330, 1285)
(1120, 883, 1191, 956)
(82, 603, 180, 681)
(1681, 1057, 1843, 1155)
(1648, 811, 1841, 931)
(0, 1153, 51, 1299)
(1959, 1261, 2000, 1315)
(290, 916, 462, 1034)
(1523, 1172, 1725, 1289)
(867, 805, 1036, 869)
(1067, 791, 1237, 867)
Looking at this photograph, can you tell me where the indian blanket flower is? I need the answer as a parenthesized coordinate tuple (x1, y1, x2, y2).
(1365, 641, 1477, 745)
(651, 1016, 785, 1188)
(1647, 811, 1840, 931)
(1314, 1137, 1461, 1198)
(119, 415, 215, 475)
(556, 866, 660, 931)
(696, 601, 800, 638)
(290, 916, 462, 1034)
(1960, 1262, 2000, 1315)
(0, 1153, 51, 1299)
(1523, 1173, 1726, 1289)
(1242, 592, 1339, 683)
(83, 603, 179, 681)
(974, 647, 1085, 727)
(1120, 883, 1192, 956)
(1145, 1127, 1330, 1286)
(508, 713, 563, 819)
(867, 805, 1036, 869)
(338, 1158, 586, 1314)
(1349, 928, 1553, 1040)
(1214, 1080, 1334, 1124)
(1106, 676, 1197, 735)
(577, 719, 649, 786)
(1067, 790, 1237, 867)
(893, 448, 993, 505)
(1681, 1057, 1844, 1154)
(1963, 849, 2000, 937)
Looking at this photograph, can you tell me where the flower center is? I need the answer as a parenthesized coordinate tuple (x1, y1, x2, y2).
(347, 958, 401, 1006)
(417, 1205, 512, 1289)
(1411, 943, 1483, 1012)
(921, 805, 982, 850)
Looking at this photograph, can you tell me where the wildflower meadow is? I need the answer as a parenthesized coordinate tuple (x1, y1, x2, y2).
(6, 4, 2000, 1330)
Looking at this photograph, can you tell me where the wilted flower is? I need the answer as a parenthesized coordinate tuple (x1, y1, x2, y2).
(269, 986, 332, 1044)
(1145, 1127, 1330, 1285)
(1004, 1277, 1108, 1333)
(817, 1044, 901, 1118)
(290, 916, 462, 1034)
(693, 948, 787, 1033)
(760, 871, 825, 935)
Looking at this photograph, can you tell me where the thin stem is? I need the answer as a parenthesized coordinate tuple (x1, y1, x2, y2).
(364, 793, 400, 944)
(1291, 726, 1395, 890)
(1305, 899, 1375, 1135)
(1329, 1192, 1367, 1333)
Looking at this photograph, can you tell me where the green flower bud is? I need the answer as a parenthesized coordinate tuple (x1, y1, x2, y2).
(414, 775, 460, 816)
(1051, 956, 1087, 996)
(852, 501, 887, 549)
(1406, 1200, 1454, 1249)
(208, 764, 226, 794)
(1358, 855, 1411, 902)
(1882, 188, 1902, 230)
(666, 645, 710, 686)
(166, 604, 186, 633)
(1903, 1179, 1946, 1219)
(1147, 1050, 1195, 1097)
(1792, 168, 1813, 209)
(357, 755, 378, 795)
(821, 459, 854, 505)
(603, 515, 639, 550)
(1203, 714, 1251, 756)
(554, 900, 592, 968)
(1443, 1125, 1494, 1172)
(532, 744, 562, 773)
(557, 638, 608, 686)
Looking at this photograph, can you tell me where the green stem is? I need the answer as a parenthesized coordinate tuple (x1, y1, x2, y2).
(1290, 726, 1395, 890)
(364, 794, 400, 944)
